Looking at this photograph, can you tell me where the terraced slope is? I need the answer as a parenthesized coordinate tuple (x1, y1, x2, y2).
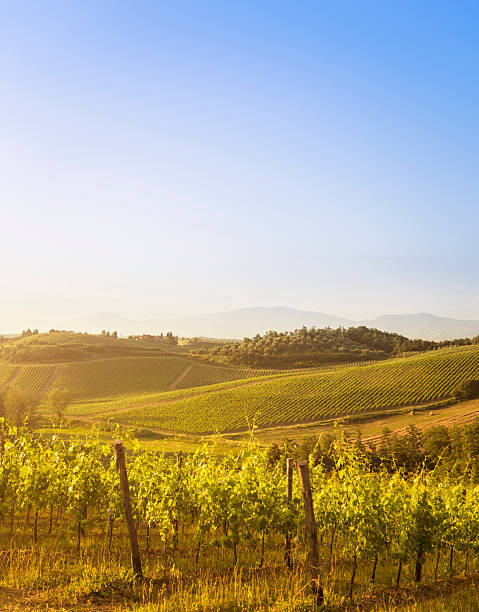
(66, 370, 305, 417)
(10, 364, 57, 397)
(71, 345, 479, 434)
(56, 356, 192, 400)
(174, 364, 280, 389)
(56, 355, 312, 401)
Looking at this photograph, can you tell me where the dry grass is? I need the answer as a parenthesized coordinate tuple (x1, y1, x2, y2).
(1, 511, 479, 611)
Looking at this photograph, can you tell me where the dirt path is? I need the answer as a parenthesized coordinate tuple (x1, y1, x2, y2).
(169, 364, 193, 390)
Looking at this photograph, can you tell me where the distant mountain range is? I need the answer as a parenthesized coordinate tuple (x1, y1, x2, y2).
(65, 307, 479, 341)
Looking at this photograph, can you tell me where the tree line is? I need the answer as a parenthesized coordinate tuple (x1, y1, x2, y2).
(268, 418, 479, 480)
(202, 325, 479, 368)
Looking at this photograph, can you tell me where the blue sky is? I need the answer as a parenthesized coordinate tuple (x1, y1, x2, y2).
(1, 1, 478, 330)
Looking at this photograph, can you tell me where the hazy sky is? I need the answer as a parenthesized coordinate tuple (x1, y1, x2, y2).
(1, 1, 478, 330)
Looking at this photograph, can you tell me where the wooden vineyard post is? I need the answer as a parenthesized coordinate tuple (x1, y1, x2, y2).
(285, 457, 293, 569)
(174, 451, 183, 550)
(114, 440, 142, 579)
(297, 460, 324, 606)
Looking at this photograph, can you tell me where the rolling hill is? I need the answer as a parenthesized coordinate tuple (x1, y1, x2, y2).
(0, 332, 291, 400)
(4, 332, 479, 439)
(54, 357, 281, 400)
(65, 344, 479, 434)
(0, 331, 171, 363)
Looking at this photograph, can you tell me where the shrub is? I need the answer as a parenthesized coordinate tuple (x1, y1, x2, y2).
(454, 379, 479, 400)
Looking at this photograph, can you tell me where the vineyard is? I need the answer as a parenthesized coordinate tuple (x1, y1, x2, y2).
(74, 345, 479, 434)
(3, 343, 479, 439)
(10, 364, 57, 397)
(2, 424, 479, 610)
(64, 374, 293, 419)
(0, 332, 386, 406)
(173, 363, 345, 389)
(55, 356, 191, 400)
(52, 356, 304, 401)
(174, 363, 280, 389)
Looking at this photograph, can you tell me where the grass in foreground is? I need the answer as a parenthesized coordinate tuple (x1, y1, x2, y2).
(2, 512, 479, 611)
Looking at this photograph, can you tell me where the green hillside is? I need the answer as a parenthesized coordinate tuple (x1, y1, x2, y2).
(10, 364, 57, 397)
(5, 333, 479, 437)
(0, 331, 173, 363)
(66, 344, 479, 434)
(54, 356, 290, 400)
(0, 332, 293, 400)
(175, 363, 281, 389)
(56, 356, 190, 399)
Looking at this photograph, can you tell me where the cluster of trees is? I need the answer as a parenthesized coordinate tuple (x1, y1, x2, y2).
(205, 325, 479, 368)
(128, 332, 179, 345)
(0, 388, 38, 427)
(101, 330, 118, 338)
(268, 418, 479, 478)
(21, 329, 39, 337)
(455, 378, 479, 400)
(0, 388, 71, 426)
